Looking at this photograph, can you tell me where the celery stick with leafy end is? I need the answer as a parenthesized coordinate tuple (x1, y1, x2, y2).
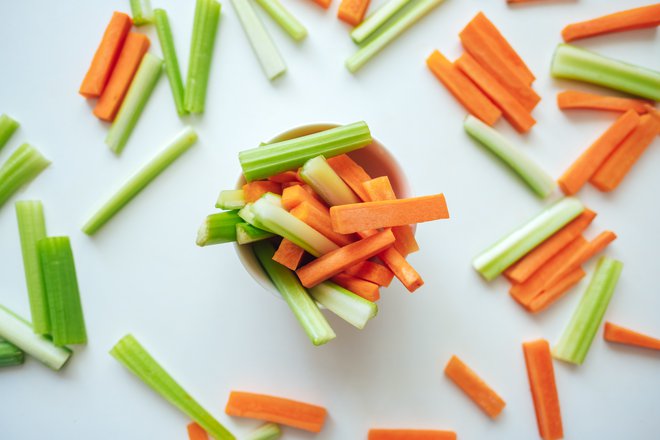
(346, 0, 445, 73)
(253, 241, 336, 346)
(553, 257, 623, 365)
(130, 0, 154, 25)
(254, 0, 307, 41)
(185, 0, 222, 114)
(309, 282, 378, 329)
(300, 156, 360, 206)
(106, 53, 164, 155)
(464, 116, 557, 198)
(236, 222, 275, 244)
(350, 0, 412, 44)
(0, 305, 72, 370)
(239, 122, 372, 182)
(551, 44, 660, 101)
(15, 201, 49, 334)
(0, 143, 50, 209)
(154, 9, 188, 116)
(0, 114, 19, 151)
(0, 337, 24, 367)
(83, 127, 198, 235)
(196, 211, 242, 246)
(247, 423, 282, 440)
(473, 197, 584, 281)
(110, 334, 236, 439)
(216, 189, 246, 210)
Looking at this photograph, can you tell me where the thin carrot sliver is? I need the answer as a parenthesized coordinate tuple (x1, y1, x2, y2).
(344, 260, 394, 287)
(187, 422, 209, 440)
(243, 181, 283, 203)
(527, 268, 586, 313)
(562, 4, 660, 42)
(273, 239, 305, 270)
(282, 184, 328, 213)
(444, 355, 506, 419)
(368, 429, 457, 440)
(604, 322, 660, 351)
(225, 391, 327, 433)
(327, 154, 372, 201)
(426, 51, 502, 126)
(332, 273, 380, 301)
(290, 201, 356, 246)
(557, 90, 652, 114)
(268, 170, 300, 183)
(337, 0, 371, 26)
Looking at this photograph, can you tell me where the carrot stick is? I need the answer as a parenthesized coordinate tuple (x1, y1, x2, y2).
(522, 339, 563, 440)
(93, 33, 151, 121)
(557, 90, 652, 114)
(290, 201, 356, 246)
(243, 180, 283, 203)
(187, 422, 209, 440)
(337, 0, 371, 26)
(282, 181, 303, 189)
(327, 154, 372, 201)
(297, 230, 395, 287)
(604, 322, 660, 351)
(444, 355, 506, 419)
(369, 429, 457, 440)
(558, 110, 640, 195)
(225, 391, 327, 433)
(273, 239, 305, 270)
(268, 170, 300, 183)
(504, 209, 596, 284)
(527, 268, 586, 313)
(426, 51, 502, 126)
(590, 114, 660, 192)
(455, 52, 536, 133)
(562, 4, 660, 42)
(281, 184, 328, 213)
(377, 245, 424, 292)
(310, 0, 331, 9)
(80, 12, 133, 98)
(331, 273, 380, 302)
(344, 260, 394, 287)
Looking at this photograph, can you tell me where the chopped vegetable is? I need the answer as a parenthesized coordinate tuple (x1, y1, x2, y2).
(246, 423, 282, 440)
(309, 0, 331, 8)
(196, 211, 241, 246)
(273, 238, 305, 270)
(282, 184, 328, 213)
(236, 223, 275, 244)
(344, 260, 394, 287)
(338, 0, 371, 26)
(269, 171, 300, 183)
(243, 181, 283, 203)
(557, 90, 652, 114)
(331, 273, 380, 302)
(290, 201, 355, 246)
(326, 154, 371, 201)
(350, 0, 412, 44)
(0, 114, 19, 151)
(0, 337, 24, 367)
(604, 322, 660, 351)
(527, 268, 586, 314)
(254, 0, 307, 41)
(130, 0, 154, 25)
(368, 430, 456, 440)
(376, 245, 423, 292)
(216, 189, 246, 210)
(300, 156, 360, 206)
(154, 8, 188, 116)
(187, 422, 209, 440)
(562, 4, 660, 42)
(444, 355, 505, 419)
(309, 281, 378, 329)
(0, 143, 51, 209)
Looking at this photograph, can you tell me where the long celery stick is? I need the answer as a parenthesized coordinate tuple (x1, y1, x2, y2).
(185, 0, 222, 114)
(130, 0, 154, 25)
(254, 0, 307, 41)
(253, 241, 336, 346)
(473, 197, 584, 281)
(553, 257, 623, 365)
(346, 0, 445, 73)
(350, 0, 412, 44)
(83, 127, 198, 235)
(299, 156, 360, 206)
(236, 222, 275, 244)
(15, 201, 49, 334)
(0, 144, 50, 209)
(216, 189, 246, 210)
(239, 122, 372, 182)
(154, 9, 188, 116)
(551, 44, 660, 101)
(0, 114, 19, 151)
(0, 337, 24, 367)
(0, 305, 71, 370)
(247, 423, 282, 440)
(196, 211, 242, 246)
(464, 116, 556, 198)
(110, 334, 235, 439)
(309, 282, 378, 329)
(106, 53, 164, 155)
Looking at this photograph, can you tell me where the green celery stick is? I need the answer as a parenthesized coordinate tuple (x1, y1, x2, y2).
(216, 189, 246, 210)
(253, 241, 336, 346)
(0, 337, 24, 367)
(15, 201, 49, 334)
(110, 334, 235, 439)
(246, 423, 282, 440)
(83, 127, 198, 235)
(299, 155, 360, 206)
(130, 0, 154, 25)
(236, 222, 275, 244)
(254, 0, 307, 41)
(551, 44, 660, 101)
(196, 211, 242, 246)
(553, 256, 623, 365)
(0, 114, 19, 151)
(350, 0, 412, 45)
(473, 197, 584, 281)
(0, 305, 71, 370)
(154, 9, 188, 116)
(0, 143, 50, 209)
(239, 122, 372, 182)
(309, 282, 378, 329)
(106, 53, 164, 155)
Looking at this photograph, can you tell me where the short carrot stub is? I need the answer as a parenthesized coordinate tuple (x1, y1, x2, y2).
(290, 201, 355, 246)
(562, 4, 660, 42)
(187, 422, 209, 440)
(444, 355, 506, 419)
(337, 0, 371, 26)
(557, 90, 652, 114)
(332, 273, 380, 302)
(327, 154, 372, 201)
(345, 260, 394, 287)
(243, 181, 283, 203)
(604, 322, 660, 351)
(369, 429, 457, 440)
(273, 239, 305, 270)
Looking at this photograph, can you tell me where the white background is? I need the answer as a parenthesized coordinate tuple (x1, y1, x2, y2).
(1, 0, 659, 438)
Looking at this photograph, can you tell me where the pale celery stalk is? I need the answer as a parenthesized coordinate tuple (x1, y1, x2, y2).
(130, 0, 154, 25)
(246, 423, 282, 440)
(0, 114, 19, 151)
(216, 189, 246, 210)
(196, 211, 242, 246)
(254, 0, 307, 41)
(464, 116, 557, 198)
(154, 9, 188, 116)
(0, 337, 24, 367)
(553, 257, 623, 365)
(83, 127, 197, 235)
(0, 143, 50, 209)
(309, 282, 378, 329)
(253, 241, 336, 346)
(299, 155, 360, 206)
(350, 0, 412, 44)
(236, 222, 275, 244)
(473, 197, 584, 281)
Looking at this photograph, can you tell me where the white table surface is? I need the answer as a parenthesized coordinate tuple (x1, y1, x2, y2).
(1, 0, 659, 438)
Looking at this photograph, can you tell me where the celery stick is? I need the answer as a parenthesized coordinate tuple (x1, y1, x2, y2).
(196, 211, 242, 246)
(300, 155, 360, 206)
(247, 423, 282, 440)
(231, 0, 287, 81)
(350, 0, 412, 45)
(309, 282, 378, 329)
(0, 305, 71, 370)
(110, 334, 235, 439)
(130, 0, 154, 25)
(15, 201, 49, 334)
(253, 241, 336, 346)
(106, 53, 164, 155)
(236, 222, 275, 244)
(0, 114, 19, 151)
(154, 9, 188, 116)
(239, 122, 372, 182)
(254, 0, 307, 41)
(464, 116, 556, 198)
(0, 143, 50, 209)
(185, 0, 222, 114)
(346, 0, 445, 73)
(551, 44, 660, 101)
(0, 337, 24, 367)
(473, 197, 584, 281)
(553, 257, 623, 365)
(216, 189, 246, 210)
(83, 127, 197, 235)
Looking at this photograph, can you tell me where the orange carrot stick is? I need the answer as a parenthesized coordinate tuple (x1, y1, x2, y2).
(523, 339, 563, 440)
(243, 181, 283, 203)
(444, 355, 506, 419)
(559, 110, 640, 195)
(330, 194, 449, 234)
(562, 4, 660, 42)
(225, 391, 327, 433)
(377, 246, 424, 292)
(273, 239, 305, 270)
(590, 114, 660, 192)
(369, 429, 457, 440)
(297, 230, 395, 288)
(527, 268, 586, 314)
(344, 260, 394, 287)
(187, 422, 209, 440)
(426, 51, 502, 126)
(332, 273, 380, 301)
(268, 170, 300, 183)
(93, 32, 151, 121)
(290, 201, 356, 246)
(282, 184, 328, 213)
(557, 90, 652, 114)
(327, 154, 372, 201)
(282, 181, 303, 189)
(79, 12, 133, 98)
(604, 322, 660, 351)
(337, 0, 371, 26)
(504, 209, 596, 284)
(311, 0, 332, 8)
